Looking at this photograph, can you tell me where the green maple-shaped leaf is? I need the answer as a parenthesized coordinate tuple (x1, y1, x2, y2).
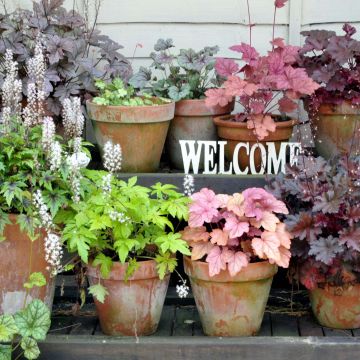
(24, 272, 46, 289)
(0, 315, 18, 342)
(89, 283, 109, 304)
(21, 337, 40, 360)
(14, 300, 51, 341)
(0, 345, 12, 360)
(92, 253, 113, 278)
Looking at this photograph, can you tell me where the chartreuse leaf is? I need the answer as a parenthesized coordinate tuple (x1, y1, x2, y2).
(20, 337, 40, 360)
(89, 283, 109, 304)
(0, 315, 17, 342)
(155, 253, 177, 280)
(14, 300, 51, 341)
(92, 253, 113, 278)
(0, 345, 11, 360)
(24, 272, 46, 289)
(155, 233, 191, 256)
(0, 212, 11, 242)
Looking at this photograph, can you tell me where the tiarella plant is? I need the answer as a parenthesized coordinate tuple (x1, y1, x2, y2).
(267, 155, 360, 290)
(181, 187, 292, 277)
(92, 78, 171, 106)
(205, 0, 320, 140)
(60, 142, 190, 302)
(0, 0, 132, 117)
(129, 39, 223, 101)
(298, 23, 360, 107)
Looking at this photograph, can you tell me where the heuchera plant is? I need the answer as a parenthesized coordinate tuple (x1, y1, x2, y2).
(298, 23, 360, 107)
(0, 0, 132, 117)
(129, 39, 223, 101)
(205, 0, 320, 140)
(267, 155, 360, 290)
(181, 187, 292, 277)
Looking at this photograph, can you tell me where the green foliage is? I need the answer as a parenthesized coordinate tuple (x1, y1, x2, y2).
(88, 283, 109, 304)
(23, 273, 47, 290)
(92, 78, 171, 106)
(62, 171, 190, 284)
(0, 300, 51, 360)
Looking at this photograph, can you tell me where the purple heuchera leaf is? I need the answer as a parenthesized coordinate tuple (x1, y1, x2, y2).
(309, 236, 344, 265)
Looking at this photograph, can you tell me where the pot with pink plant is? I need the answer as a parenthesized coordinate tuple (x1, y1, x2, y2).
(205, 0, 319, 173)
(181, 187, 292, 336)
(298, 24, 360, 159)
(268, 154, 360, 329)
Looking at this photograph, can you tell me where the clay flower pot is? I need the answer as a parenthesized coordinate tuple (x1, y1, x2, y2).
(214, 115, 297, 173)
(86, 100, 175, 173)
(166, 99, 234, 170)
(309, 285, 360, 329)
(184, 256, 277, 336)
(0, 214, 55, 314)
(87, 259, 170, 336)
(314, 101, 359, 159)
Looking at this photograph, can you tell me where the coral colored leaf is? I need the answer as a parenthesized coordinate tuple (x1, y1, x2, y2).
(205, 88, 233, 108)
(225, 250, 249, 276)
(251, 211, 280, 232)
(181, 226, 209, 242)
(206, 246, 226, 276)
(278, 96, 298, 113)
(227, 193, 245, 217)
(215, 58, 239, 77)
(275, 0, 288, 8)
(190, 241, 214, 261)
(224, 215, 249, 238)
(229, 43, 259, 65)
(252, 232, 281, 262)
(210, 229, 229, 246)
(270, 246, 291, 268)
(247, 114, 276, 140)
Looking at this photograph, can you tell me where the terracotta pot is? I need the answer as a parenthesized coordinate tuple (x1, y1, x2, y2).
(166, 99, 234, 170)
(313, 101, 360, 159)
(0, 214, 55, 315)
(213, 115, 297, 173)
(309, 284, 360, 329)
(86, 100, 175, 173)
(184, 256, 277, 336)
(87, 259, 170, 336)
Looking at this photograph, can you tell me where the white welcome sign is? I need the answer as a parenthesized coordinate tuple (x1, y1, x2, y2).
(179, 140, 301, 175)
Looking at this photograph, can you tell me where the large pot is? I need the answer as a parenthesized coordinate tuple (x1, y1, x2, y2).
(86, 100, 175, 173)
(0, 214, 55, 315)
(166, 99, 234, 170)
(87, 259, 170, 336)
(313, 101, 359, 159)
(184, 256, 277, 336)
(214, 115, 297, 173)
(309, 284, 360, 329)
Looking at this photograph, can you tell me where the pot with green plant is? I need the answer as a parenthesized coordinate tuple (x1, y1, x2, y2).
(181, 187, 291, 336)
(205, 0, 319, 173)
(61, 147, 190, 336)
(268, 155, 360, 329)
(298, 24, 360, 159)
(0, 46, 90, 314)
(130, 40, 233, 170)
(86, 78, 174, 173)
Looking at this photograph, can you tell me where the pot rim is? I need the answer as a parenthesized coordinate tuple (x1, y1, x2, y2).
(86, 98, 175, 111)
(87, 259, 166, 281)
(183, 256, 278, 283)
(175, 98, 235, 117)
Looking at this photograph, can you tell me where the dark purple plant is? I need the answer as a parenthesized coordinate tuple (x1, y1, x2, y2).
(298, 23, 360, 107)
(0, 0, 132, 117)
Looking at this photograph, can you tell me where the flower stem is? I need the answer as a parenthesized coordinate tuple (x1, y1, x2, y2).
(272, 6, 277, 50)
(246, 0, 252, 47)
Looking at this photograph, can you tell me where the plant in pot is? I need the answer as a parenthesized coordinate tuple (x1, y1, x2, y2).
(0, 45, 90, 315)
(181, 187, 292, 336)
(61, 147, 190, 336)
(129, 40, 233, 170)
(298, 23, 360, 159)
(205, 0, 320, 173)
(86, 78, 175, 172)
(267, 155, 360, 329)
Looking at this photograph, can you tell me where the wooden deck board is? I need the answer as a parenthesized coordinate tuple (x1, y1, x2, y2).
(172, 306, 196, 336)
(298, 315, 324, 336)
(270, 313, 300, 336)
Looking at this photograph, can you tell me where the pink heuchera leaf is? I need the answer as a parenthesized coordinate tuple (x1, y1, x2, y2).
(205, 88, 233, 108)
(275, 0, 288, 8)
(222, 250, 249, 276)
(229, 43, 259, 65)
(215, 58, 239, 77)
(252, 232, 281, 262)
(224, 76, 259, 98)
(278, 96, 298, 112)
(267, 51, 285, 75)
(224, 214, 250, 238)
(216, 194, 230, 208)
(247, 114, 276, 140)
(191, 241, 214, 261)
(271, 37, 285, 48)
(281, 45, 300, 64)
(269, 246, 291, 268)
(181, 226, 209, 242)
(275, 223, 293, 249)
(206, 246, 226, 276)
(226, 193, 245, 217)
(249, 100, 265, 114)
(251, 211, 280, 232)
(210, 229, 229, 246)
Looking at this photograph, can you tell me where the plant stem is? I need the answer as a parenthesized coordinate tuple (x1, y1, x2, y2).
(272, 6, 277, 50)
(246, 0, 252, 47)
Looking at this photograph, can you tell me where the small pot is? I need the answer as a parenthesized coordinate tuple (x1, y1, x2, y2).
(213, 115, 297, 173)
(314, 101, 360, 159)
(86, 100, 175, 173)
(309, 284, 360, 329)
(166, 99, 234, 170)
(184, 256, 277, 336)
(0, 214, 55, 314)
(87, 259, 170, 336)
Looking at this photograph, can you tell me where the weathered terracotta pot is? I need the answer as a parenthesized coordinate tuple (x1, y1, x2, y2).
(87, 259, 170, 336)
(166, 99, 234, 170)
(86, 100, 175, 173)
(214, 115, 297, 173)
(0, 214, 55, 315)
(184, 256, 277, 336)
(313, 101, 360, 159)
(309, 284, 360, 329)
